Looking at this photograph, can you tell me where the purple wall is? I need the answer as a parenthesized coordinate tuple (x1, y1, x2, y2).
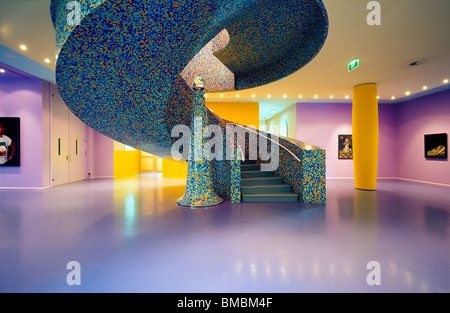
(0, 78, 45, 188)
(92, 129, 114, 178)
(396, 89, 450, 185)
(296, 102, 397, 178)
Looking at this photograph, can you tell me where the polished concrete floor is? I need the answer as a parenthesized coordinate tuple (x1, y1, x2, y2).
(0, 175, 448, 293)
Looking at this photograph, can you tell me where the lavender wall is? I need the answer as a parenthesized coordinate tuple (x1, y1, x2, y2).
(0, 78, 45, 188)
(296, 102, 397, 178)
(396, 89, 450, 185)
(92, 129, 114, 178)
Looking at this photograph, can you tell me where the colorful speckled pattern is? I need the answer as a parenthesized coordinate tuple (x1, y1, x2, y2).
(51, 0, 328, 205)
(177, 90, 223, 207)
(274, 137, 326, 204)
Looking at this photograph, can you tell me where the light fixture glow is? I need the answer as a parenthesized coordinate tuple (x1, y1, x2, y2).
(405, 91, 410, 96)
(314, 95, 318, 99)
(345, 95, 349, 99)
(444, 79, 449, 84)
(0, 68, 5, 73)
(271, 109, 276, 113)
(267, 94, 271, 98)
(329, 95, 333, 99)
(298, 95, 303, 98)
(283, 94, 287, 98)
(422, 86, 428, 90)
(236, 94, 239, 98)
(391, 96, 396, 100)
(376, 96, 380, 99)
(19, 45, 27, 51)
(204, 94, 208, 98)
(44, 58, 50, 63)
(261, 117, 266, 120)
(220, 94, 223, 98)
(251, 94, 255, 98)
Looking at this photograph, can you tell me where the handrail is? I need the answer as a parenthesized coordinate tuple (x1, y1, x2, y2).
(228, 123, 302, 163)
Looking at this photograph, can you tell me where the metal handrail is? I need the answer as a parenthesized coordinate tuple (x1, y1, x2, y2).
(228, 123, 301, 163)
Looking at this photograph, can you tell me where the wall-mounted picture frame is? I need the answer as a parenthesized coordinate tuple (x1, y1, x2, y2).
(424, 133, 447, 159)
(338, 134, 353, 159)
(0, 117, 20, 167)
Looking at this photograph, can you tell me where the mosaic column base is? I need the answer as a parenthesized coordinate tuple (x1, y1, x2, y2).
(177, 88, 223, 208)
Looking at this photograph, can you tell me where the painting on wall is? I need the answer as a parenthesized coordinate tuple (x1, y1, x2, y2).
(0, 117, 20, 167)
(424, 133, 447, 159)
(338, 134, 353, 159)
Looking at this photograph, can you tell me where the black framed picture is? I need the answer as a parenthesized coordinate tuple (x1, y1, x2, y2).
(424, 133, 447, 159)
(338, 134, 353, 159)
(0, 117, 20, 167)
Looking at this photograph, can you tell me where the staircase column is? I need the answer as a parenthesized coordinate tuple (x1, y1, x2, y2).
(177, 85, 223, 207)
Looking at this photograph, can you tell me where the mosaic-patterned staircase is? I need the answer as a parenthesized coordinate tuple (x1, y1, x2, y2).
(241, 160, 299, 202)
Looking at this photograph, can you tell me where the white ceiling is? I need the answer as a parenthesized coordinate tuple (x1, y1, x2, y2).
(1, 0, 450, 121)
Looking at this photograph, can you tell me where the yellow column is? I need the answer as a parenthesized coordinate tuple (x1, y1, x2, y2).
(352, 83, 378, 190)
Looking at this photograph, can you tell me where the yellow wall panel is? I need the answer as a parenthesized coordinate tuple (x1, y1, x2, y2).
(206, 102, 259, 128)
(114, 150, 140, 177)
(162, 159, 188, 179)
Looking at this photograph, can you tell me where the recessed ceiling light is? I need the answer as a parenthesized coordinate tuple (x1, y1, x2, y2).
(251, 94, 255, 98)
(405, 91, 410, 96)
(220, 94, 223, 98)
(271, 109, 276, 113)
(376, 96, 380, 99)
(283, 94, 287, 98)
(19, 45, 27, 51)
(329, 95, 333, 99)
(267, 94, 271, 98)
(391, 96, 396, 100)
(204, 94, 208, 98)
(0, 68, 5, 73)
(345, 95, 349, 99)
(298, 95, 302, 98)
(261, 117, 266, 120)
(422, 86, 428, 90)
(444, 79, 449, 84)
(44, 58, 50, 63)
(236, 94, 239, 98)
(314, 95, 318, 99)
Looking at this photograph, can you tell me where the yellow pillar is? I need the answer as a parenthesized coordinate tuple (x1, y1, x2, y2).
(352, 83, 378, 190)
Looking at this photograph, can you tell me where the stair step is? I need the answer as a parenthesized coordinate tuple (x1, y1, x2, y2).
(241, 177, 283, 186)
(240, 164, 260, 171)
(241, 170, 274, 179)
(242, 184, 292, 195)
(242, 193, 299, 202)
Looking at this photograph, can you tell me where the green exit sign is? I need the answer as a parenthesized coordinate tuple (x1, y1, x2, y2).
(348, 59, 360, 72)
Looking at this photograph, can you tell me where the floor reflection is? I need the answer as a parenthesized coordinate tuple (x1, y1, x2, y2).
(0, 177, 448, 293)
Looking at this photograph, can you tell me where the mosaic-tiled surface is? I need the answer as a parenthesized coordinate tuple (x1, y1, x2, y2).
(51, 0, 328, 205)
(177, 90, 223, 207)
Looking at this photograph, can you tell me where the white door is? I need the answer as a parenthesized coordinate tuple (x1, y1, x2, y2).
(51, 85, 87, 186)
(68, 110, 86, 182)
(51, 85, 70, 186)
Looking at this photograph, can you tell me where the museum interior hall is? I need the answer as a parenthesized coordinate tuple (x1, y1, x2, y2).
(0, 0, 449, 293)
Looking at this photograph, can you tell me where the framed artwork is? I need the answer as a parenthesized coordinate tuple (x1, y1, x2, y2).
(338, 134, 353, 159)
(0, 117, 20, 167)
(424, 133, 447, 159)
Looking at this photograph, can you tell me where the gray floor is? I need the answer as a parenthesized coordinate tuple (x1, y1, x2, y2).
(0, 175, 448, 293)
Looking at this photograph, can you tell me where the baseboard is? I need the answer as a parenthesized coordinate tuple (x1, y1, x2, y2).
(326, 176, 450, 188)
(394, 177, 450, 188)
(0, 186, 51, 190)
